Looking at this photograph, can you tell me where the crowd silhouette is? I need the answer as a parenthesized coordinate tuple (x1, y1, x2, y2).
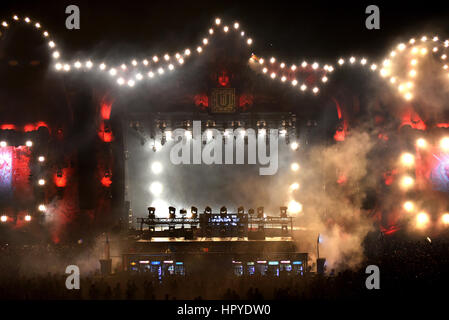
(1, 233, 448, 300)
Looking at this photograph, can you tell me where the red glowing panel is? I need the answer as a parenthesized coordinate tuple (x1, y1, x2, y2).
(24, 124, 36, 132)
(194, 94, 209, 107)
(399, 107, 426, 131)
(334, 120, 347, 142)
(239, 94, 254, 108)
(218, 71, 230, 87)
(436, 123, 449, 128)
(101, 176, 112, 187)
(98, 122, 114, 143)
(54, 169, 67, 188)
(101, 103, 112, 120)
(0, 124, 16, 130)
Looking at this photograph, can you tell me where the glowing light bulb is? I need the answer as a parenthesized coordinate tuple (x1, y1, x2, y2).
(290, 142, 299, 150)
(215, 18, 221, 25)
(440, 137, 449, 151)
(416, 212, 430, 229)
(403, 201, 414, 212)
(416, 138, 427, 148)
(400, 152, 415, 167)
(291, 163, 299, 172)
(400, 176, 414, 189)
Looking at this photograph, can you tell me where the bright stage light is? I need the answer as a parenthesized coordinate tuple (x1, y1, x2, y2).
(25, 140, 33, 147)
(38, 204, 46, 212)
(400, 176, 414, 189)
(400, 152, 415, 167)
(289, 182, 300, 191)
(288, 200, 303, 214)
(0, 141, 6, 148)
(0, 215, 7, 222)
(24, 215, 32, 222)
(416, 212, 430, 229)
(38, 179, 46, 186)
(52, 51, 60, 59)
(290, 142, 299, 151)
(151, 162, 163, 175)
(416, 138, 427, 148)
(291, 163, 299, 172)
(441, 213, 449, 226)
(109, 68, 117, 76)
(38, 156, 45, 162)
(441, 213, 449, 225)
(150, 182, 163, 196)
(403, 201, 414, 212)
(440, 137, 449, 151)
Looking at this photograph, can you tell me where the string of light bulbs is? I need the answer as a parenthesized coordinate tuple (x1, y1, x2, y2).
(1, 14, 449, 99)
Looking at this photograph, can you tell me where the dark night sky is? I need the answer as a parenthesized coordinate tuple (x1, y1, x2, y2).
(1, 0, 449, 64)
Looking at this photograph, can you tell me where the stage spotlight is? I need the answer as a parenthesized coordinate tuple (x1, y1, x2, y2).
(290, 163, 299, 172)
(24, 215, 32, 222)
(38, 204, 46, 212)
(237, 206, 244, 214)
(180, 209, 187, 217)
(220, 206, 227, 217)
(288, 200, 303, 214)
(289, 182, 300, 191)
(147, 207, 156, 219)
(149, 182, 163, 196)
(441, 213, 449, 225)
(25, 140, 33, 147)
(169, 206, 176, 219)
(441, 213, 449, 226)
(204, 206, 212, 215)
(290, 142, 299, 151)
(191, 206, 198, 219)
(38, 156, 45, 162)
(440, 137, 449, 151)
(248, 208, 255, 216)
(0, 215, 7, 222)
(38, 179, 46, 186)
(400, 176, 414, 189)
(151, 162, 163, 174)
(416, 138, 427, 148)
(280, 206, 288, 218)
(257, 207, 264, 218)
(0, 141, 7, 147)
(416, 212, 430, 229)
(403, 201, 414, 212)
(400, 153, 415, 167)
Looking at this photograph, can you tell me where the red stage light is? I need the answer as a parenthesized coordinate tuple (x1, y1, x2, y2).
(101, 176, 112, 187)
(101, 102, 112, 120)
